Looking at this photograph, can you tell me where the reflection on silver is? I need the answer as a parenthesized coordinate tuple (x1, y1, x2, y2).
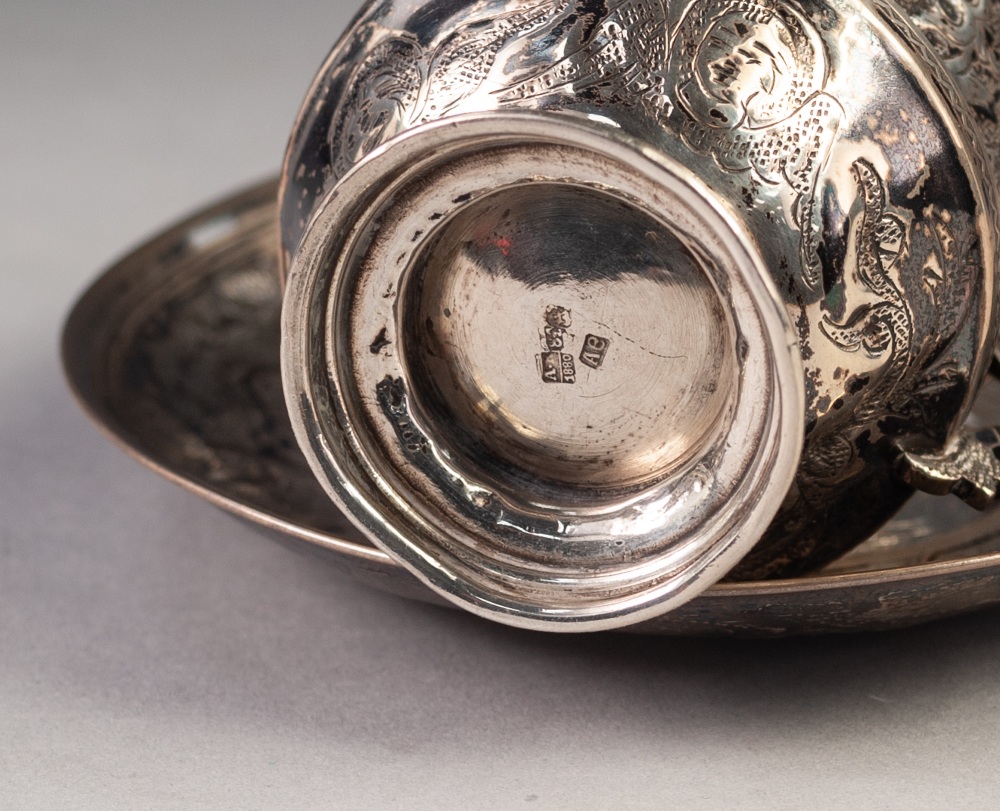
(277, 0, 1000, 630)
(59, 181, 1000, 636)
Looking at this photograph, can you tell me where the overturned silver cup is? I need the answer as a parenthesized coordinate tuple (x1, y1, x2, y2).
(278, 0, 1000, 630)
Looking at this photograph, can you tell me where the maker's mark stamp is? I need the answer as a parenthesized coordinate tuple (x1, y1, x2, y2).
(580, 334, 610, 369)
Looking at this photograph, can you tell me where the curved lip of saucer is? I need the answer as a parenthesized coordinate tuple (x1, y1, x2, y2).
(60, 177, 1000, 636)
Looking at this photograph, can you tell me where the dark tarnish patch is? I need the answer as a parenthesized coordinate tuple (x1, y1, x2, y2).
(369, 327, 391, 354)
(847, 374, 870, 395)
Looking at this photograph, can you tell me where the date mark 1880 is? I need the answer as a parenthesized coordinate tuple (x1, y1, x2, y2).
(536, 306, 610, 383)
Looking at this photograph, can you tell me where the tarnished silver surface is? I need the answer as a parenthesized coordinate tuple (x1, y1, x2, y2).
(61, 180, 1000, 636)
(283, 113, 806, 629)
(278, 0, 1000, 628)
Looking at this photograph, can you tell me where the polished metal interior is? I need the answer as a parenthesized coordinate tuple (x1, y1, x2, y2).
(403, 181, 738, 497)
(62, 181, 1000, 637)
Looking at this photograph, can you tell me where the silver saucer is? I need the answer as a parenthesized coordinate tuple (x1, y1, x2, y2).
(62, 179, 1000, 636)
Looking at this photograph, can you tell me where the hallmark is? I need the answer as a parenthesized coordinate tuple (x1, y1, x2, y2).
(376, 375, 429, 455)
(545, 305, 572, 329)
(538, 305, 576, 383)
(539, 351, 577, 384)
(580, 334, 611, 369)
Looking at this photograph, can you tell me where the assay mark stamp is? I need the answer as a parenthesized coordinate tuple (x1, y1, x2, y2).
(538, 305, 576, 384)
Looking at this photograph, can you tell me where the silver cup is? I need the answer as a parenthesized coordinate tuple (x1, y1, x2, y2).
(278, 0, 1000, 630)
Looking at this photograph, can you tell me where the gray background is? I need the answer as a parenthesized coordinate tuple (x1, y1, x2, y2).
(4, 2, 1000, 808)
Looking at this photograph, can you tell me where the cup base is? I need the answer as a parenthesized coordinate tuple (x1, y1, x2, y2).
(282, 111, 805, 630)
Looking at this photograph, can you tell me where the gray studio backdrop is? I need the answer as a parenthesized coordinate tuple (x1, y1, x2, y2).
(3, 2, 999, 808)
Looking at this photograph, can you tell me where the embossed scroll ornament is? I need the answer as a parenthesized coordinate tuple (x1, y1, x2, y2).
(278, 0, 1000, 630)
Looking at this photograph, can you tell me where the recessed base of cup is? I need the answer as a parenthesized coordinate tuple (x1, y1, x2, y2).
(282, 112, 804, 630)
(403, 182, 738, 503)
